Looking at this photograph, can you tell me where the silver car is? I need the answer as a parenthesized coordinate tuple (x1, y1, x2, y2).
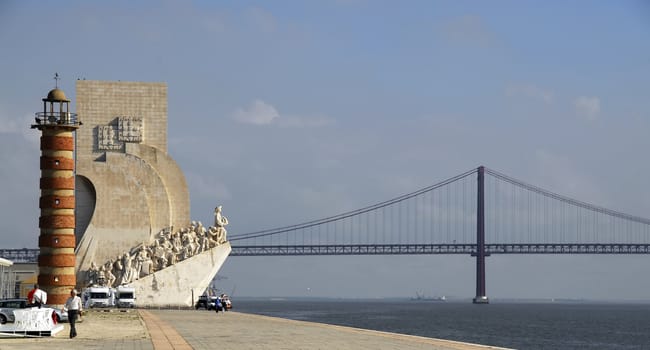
(49, 306, 69, 323)
(0, 298, 29, 324)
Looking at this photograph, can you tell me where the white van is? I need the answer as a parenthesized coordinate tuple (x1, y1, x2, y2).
(85, 286, 113, 308)
(115, 285, 136, 308)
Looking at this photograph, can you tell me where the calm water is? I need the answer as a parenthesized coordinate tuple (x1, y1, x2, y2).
(233, 299, 650, 349)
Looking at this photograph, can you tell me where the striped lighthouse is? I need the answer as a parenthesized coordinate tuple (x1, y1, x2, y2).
(31, 76, 82, 306)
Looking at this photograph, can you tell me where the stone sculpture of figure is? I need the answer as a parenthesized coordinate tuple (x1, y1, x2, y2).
(135, 246, 149, 278)
(113, 256, 123, 283)
(213, 205, 229, 243)
(102, 260, 114, 286)
(165, 244, 177, 266)
(198, 233, 208, 253)
(86, 261, 99, 286)
(207, 226, 220, 247)
(153, 240, 167, 271)
(104, 265, 116, 287)
(140, 254, 153, 277)
(120, 252, 136, 284)
(95, 265, 105, 286)
(172, 232, 182, 252)
(214, 205, 228, 229)
(191, 234, 200, 255)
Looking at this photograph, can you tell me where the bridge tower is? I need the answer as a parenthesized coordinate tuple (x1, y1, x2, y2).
(473, 166, 489, 304)
(31, 75, 82, 305)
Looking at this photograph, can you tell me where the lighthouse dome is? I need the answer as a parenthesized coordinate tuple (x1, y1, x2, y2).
(44, 88, 70, 102)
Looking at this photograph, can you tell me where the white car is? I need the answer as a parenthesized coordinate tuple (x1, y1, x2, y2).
(0, 298, 29, 324)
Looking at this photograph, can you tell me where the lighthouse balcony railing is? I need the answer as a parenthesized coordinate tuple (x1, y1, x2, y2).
(34, 112, 81, 127)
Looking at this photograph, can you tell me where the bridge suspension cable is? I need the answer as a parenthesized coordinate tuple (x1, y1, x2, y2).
(231, 165, 650, 248)
(484, 167, 650, 225)
(230, 167, 478, 241)
(484, 167, 650, 244)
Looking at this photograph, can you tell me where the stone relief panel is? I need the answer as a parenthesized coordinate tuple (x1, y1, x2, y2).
(118, 116, 143, 143)
(96, 116, 143, 152)
(97, 125, 121, 151)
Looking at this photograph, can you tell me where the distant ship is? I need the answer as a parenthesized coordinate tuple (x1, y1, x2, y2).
(411, 291, 446, 301)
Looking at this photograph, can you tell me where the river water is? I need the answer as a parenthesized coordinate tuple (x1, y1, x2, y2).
(233, 298, 650, 349)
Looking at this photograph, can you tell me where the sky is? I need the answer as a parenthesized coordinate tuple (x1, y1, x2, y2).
(1, 0, 650, 300)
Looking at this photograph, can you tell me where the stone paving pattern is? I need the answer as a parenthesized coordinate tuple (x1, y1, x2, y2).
(0, 309, 511, 350)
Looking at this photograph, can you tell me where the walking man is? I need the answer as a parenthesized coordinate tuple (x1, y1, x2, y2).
(63, 289, 83, 338)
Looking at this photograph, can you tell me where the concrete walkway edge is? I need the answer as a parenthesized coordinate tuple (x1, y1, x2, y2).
(140, 310, 192, 350)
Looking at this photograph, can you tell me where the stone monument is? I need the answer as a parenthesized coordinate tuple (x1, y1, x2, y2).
(74, 80, 231, 307)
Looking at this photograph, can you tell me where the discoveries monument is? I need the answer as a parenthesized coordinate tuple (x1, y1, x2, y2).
(39, 80, 231, 307)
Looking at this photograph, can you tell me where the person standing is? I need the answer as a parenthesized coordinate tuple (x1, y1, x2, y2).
(31, 284, 47, 308)
(27, 285, 37, 305)
(214, 295, 222, 314)
(63, 289, 83, 338)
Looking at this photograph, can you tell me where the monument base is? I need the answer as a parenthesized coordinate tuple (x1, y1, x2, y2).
(132, 242, 232, 308)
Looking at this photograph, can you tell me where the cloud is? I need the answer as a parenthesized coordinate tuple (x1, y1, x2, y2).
(0, 109, 40, 146)
(574, 96, 600, 120)
(232, 100, 280, 125)
(440, 15, 496, 48)
(505, 83, 554, 104)
(231, 100, 334, 128)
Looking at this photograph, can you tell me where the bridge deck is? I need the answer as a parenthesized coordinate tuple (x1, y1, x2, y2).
(230, 243, 650, 256)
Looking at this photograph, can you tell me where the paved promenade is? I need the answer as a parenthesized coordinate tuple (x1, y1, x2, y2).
(0, 309, 511, 350)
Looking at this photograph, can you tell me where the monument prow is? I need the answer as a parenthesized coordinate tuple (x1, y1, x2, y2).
(134, 242, 231, 307)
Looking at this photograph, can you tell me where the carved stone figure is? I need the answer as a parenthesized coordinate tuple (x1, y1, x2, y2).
(153, 240, 167, 270)
(214, 206, 228, 229)
(165, 245, 177, 266)
(140, 256, 153, 277)
(135, 247, 150, 278)
(97, 265, 107, 286)
(120, 252, 136, 285)
(104, 265, 116, 287)
(198, 233, 209, 253)
(86, 261, 99, 286)
(172, 232, 182, 252)
(213, 205, 229, 244)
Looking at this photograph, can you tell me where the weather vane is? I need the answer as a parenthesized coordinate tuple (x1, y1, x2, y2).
(54, 72, 60, 88)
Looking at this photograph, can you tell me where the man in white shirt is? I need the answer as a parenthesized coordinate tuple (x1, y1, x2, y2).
(63, 289, 83, 338)
(32, 285, 47, 308)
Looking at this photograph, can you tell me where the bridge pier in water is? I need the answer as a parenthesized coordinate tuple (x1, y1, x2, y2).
(472, 166, 489, 304)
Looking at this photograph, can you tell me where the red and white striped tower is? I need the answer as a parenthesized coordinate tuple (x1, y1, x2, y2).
(31, 77, 82, 306)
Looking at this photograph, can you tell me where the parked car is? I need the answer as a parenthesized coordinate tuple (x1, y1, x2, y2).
(46, 305, 69, 323)
(195, 295, 218, 310)
(0, 298, 29, 324)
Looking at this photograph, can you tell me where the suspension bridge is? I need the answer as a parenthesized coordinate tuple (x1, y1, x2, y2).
(3, 166, 649, 303)
(228, 166, 650, 304)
